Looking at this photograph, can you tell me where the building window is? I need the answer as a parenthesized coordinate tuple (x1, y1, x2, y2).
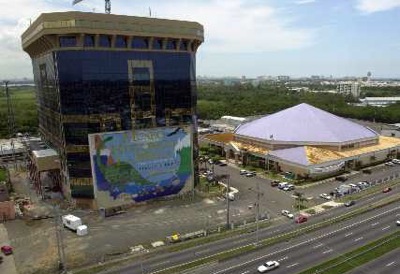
(59, 36, 77, 47)
(166, 39, 177, 50)
(84, 35, 95, 47)
(99, 35, 112, 47)
(115, 35, 128, 48)
(179, 40, 189, 51)
(132, 37, 149, 49)
(152, 38, 163, 50)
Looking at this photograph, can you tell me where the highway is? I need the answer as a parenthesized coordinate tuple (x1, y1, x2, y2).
(100, 196, 400, 274)
(349, 248, 400, 274)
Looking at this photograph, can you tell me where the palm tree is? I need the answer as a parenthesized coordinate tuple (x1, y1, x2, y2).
(293, 191, 307, 211)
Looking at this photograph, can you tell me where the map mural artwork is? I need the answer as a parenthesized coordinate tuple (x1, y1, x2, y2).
(88, 127, 193, 206)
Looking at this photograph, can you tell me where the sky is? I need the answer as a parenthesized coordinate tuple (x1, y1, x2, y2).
(1, 0, 400, 79)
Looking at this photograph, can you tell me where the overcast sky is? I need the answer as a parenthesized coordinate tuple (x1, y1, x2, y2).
(1, 0, 400, 79)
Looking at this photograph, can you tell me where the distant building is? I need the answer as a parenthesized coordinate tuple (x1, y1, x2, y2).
(277, 76, 290, 81)
(360, 97, 400, 107)
(337, 82, 361, 98)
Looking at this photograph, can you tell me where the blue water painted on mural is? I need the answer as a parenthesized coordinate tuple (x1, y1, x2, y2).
(90, 127, 192, 202)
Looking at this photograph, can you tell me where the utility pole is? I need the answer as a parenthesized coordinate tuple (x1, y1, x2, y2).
(256, 180, 260, 245)
(54, 206, 66, 273)
(225, 174, 231, 229)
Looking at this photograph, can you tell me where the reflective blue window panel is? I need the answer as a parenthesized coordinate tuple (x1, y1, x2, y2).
(99, 35, 111, 47)
(84, 35, 95, 47)
(132, 37, 148, 49)
(115, 36, 127, 48)
(59, 36, 77, 47)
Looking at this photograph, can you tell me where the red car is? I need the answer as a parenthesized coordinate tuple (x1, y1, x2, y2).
(383, 187, 392, 193)
(295, 215, 308, 224)
(1, 245, 13, 255)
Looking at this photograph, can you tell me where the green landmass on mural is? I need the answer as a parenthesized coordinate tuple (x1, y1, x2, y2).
(96, 136, 154, 188)
(177, 146, 192, 174)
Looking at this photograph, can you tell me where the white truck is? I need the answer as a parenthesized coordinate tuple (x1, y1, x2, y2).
(62, 214, 88, 236)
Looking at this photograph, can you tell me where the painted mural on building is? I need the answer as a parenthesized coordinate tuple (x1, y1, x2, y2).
(89, 127, 192, 206)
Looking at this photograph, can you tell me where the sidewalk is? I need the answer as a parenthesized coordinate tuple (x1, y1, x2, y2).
(0, 224, 18, 274)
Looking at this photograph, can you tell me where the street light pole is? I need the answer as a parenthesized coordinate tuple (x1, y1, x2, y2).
(226, 174, 230, 229)
(256, 180, 260, 245)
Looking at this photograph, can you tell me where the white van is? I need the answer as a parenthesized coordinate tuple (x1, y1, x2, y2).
(278, 182, 288, 189)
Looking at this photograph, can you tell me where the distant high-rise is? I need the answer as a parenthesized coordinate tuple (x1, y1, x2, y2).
(22, 12, 203, 208)
(337, 81, 361, 98)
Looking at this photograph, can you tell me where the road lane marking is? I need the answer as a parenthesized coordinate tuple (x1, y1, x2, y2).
(195, 249, 210, 255)
(382, 226, 391, 231)
(354, 237, 363, 242)
(240, 271, 250, 274)
(371, 222, 379, 227)
(286, 263, 299, 268)
(386, 262, 395, 267)
(152, 261, 170, 267)
(313, 243, 323, 249)
(323, 249, 333, 254)
(345, 232, 353, 237)
(278, 256, 288, 261)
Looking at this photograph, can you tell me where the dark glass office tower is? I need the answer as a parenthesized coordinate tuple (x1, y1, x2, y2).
(22, 12, 203, 208)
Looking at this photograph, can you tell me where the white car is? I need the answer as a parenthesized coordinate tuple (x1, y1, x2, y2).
(258, 261, 280, 272)
(385, 161, 395, 167)
(281, 210, 294, 219)
(320, 193, 332, 200)
(396, 220, 400, 226)
(283, 184, 295, 191)
(392, 159, 400, 164)
(240, 169, 248, 175)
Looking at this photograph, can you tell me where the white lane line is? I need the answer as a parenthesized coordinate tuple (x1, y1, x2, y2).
(313, 243, 323, 249)
(382, 226, 391, 231)
(286, 263, 299, 268)
(386, 261, 395, 267)
(233, 239, 248, 245)
(323, 249, 333, 254)
(371, 222, 379, 227)
(152, 260, 170, 267)
(240, 271, 250, 274)
(345, 232, 353, 237)
(354, 237, 363, 242)
(396, 213, 400, 217)
(195, 249, 210, 255)
(278, 256, 288, 262)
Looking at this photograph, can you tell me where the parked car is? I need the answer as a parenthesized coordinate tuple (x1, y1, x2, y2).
(246, 171, 257, 177)
(283, 184, 295, 191)
(240, 169, 248, 175)
(383, 187, 392, 193)
(1, 245, 13, 255)
(278, 182, 289, 189)
(320, 193, 332, 200)
(216, 160, 228, 166)
(281, 210, 294, 219)
(295, 215, 308, 224)
(391, 159, 400, 164)
(344, 200, 355, 207)
(385, 161, 395, 167)
(270, 180, 280, 187)
(258, 261, 280, 272)
(396, 220, 400, 226)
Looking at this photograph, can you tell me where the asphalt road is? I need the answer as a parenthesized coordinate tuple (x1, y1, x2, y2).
(200, 203, 400, 274)
(349, 248, 400, 274)
(100, 195, 400, 274)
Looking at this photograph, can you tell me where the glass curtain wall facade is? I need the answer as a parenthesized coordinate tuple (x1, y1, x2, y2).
(22, 12, 203, 206)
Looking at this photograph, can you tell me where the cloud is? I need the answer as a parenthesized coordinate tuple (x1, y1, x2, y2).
(0, 0, 316, 78)
(295, 0, 317, 5)
(355, 0, 400, 14)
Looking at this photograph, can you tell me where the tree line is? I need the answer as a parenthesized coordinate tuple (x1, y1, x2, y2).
(197, 83, 400, 123)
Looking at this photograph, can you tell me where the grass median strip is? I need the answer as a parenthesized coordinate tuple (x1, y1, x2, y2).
(299, 231, 400, 274)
